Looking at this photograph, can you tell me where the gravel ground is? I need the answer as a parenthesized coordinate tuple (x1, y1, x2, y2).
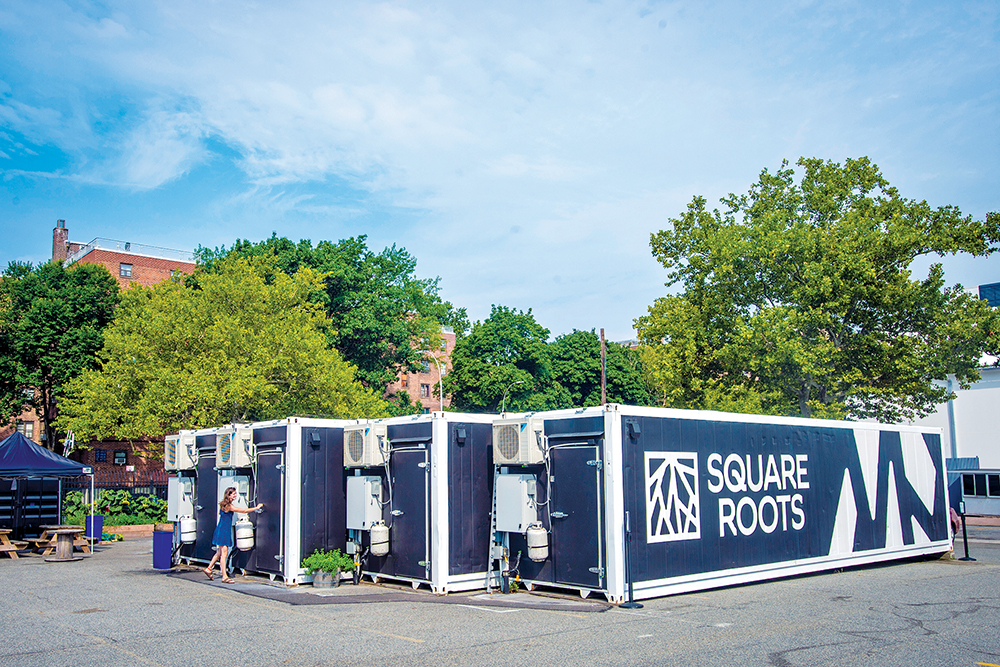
(1, 529, 998, 667)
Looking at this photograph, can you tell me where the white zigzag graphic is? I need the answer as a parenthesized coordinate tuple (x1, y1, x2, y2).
(646, 451, 701, 543)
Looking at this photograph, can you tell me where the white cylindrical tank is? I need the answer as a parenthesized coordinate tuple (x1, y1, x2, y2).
(370, 521, 390, 557)
(526, 522, 548, 562)
(180, 516, 197, 544)
(235, 518, 255, 551)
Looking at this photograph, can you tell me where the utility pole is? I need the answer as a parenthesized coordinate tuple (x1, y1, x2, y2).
(600, 328, 607, 405)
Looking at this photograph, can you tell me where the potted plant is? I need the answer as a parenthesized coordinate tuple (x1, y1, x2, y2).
(302, 548, 355, 588)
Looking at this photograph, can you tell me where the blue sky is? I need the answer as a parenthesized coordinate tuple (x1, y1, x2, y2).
(1, 1, 998, 340)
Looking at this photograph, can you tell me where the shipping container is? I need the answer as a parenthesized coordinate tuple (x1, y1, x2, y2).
(490, 405, 952, 602)
(346, 412, 494, 594)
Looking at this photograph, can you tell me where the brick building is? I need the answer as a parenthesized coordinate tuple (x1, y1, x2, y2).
(53, 219, 197, 289)
(386, 326, 457, 412)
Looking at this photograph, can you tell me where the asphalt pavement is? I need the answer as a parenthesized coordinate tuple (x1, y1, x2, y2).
(1, 528, 998, 667)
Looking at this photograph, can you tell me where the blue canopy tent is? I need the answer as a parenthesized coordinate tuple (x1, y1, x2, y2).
(0, 432, 93, 538)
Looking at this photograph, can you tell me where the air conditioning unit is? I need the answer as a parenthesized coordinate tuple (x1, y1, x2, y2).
(174, 432, 197, 470)
(164, 435, 179, 471)
(492, 416, 545, 465)
(216, 426, 254, 468)
(344, 423, 388, 467)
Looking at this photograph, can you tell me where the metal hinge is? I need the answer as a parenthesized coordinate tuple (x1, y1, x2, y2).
(276, 464, 285, 471)
(417, 462, 429, 469)
(418, 560, 429, 568)
(550, 511, 568, 519)
(589, 566, 605, 577)
(275, 555, 284, 566)
(587, 460, 603, 469)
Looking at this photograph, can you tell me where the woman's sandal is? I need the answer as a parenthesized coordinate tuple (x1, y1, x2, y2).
(222, 577, 235, 584)
(203, 569, 214, 581)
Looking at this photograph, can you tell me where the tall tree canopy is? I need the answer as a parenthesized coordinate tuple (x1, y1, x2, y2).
(636, 157, 1000, 422)
(0, 261, 119, 450)
(57, 256, 387, 442)
(445, 306, 565, 412)
(550, 330, 652, 407)
(0, 262, 118, 449)
(445, 307, 653, 412)
(196, 234, 468, 390)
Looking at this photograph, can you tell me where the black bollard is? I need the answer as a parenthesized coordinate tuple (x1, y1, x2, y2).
(959, 503, 976, 562)
(620, 510, 643, 609)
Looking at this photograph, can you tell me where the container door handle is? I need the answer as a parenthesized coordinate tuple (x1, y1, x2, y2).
(550, 511, 568, 519)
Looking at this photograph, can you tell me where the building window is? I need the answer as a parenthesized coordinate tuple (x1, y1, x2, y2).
(420, 360, 431, 374)
(963, 473, 1000, 498)
(16, 421, 33, 439)
(95, 449, 107, 463)
(440, 339, 448, 351)
(120, 263, 132, 277)
(113, 450, 127, 466)
(401, 374, 408, 388)
(420, 384, 430, 398)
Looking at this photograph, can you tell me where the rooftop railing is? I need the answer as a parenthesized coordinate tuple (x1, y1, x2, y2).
(64, 238, 196, 267)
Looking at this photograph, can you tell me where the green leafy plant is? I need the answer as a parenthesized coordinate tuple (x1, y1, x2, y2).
(62, 489, 168, 526)
(302, 548, 355, 575)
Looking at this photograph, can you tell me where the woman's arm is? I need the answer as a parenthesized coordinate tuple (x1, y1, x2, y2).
(232, 503, 263, 514)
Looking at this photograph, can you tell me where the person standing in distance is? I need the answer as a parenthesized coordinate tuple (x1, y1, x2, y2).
(204, 486, 263, 583)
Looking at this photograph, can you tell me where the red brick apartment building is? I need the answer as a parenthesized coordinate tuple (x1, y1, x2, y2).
(52, 219, 197, 289)
(386, 326, 457, 412)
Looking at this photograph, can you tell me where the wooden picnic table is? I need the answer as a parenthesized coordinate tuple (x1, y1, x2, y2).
(43, 529, 85, 562)
(0, 529, 28, 559)
(30, 525, 92, 556)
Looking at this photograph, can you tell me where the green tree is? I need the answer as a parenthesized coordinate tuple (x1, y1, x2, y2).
(637, 157, 1000, 421)
(57, 256, 387, 442)
(0, 261, 118, 450)
(196, 234, 468, 389)
(550, 330, 652, 407)
(445, 306, 570, 412)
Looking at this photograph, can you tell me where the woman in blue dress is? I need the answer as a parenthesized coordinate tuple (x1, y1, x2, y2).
(204, 486, 263, 583)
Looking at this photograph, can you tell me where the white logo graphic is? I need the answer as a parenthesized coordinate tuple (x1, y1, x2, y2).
(645, 451, 701, 543)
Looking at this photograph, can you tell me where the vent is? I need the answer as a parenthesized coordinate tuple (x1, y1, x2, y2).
(164, 436, 178, 471)
(347, 430, 365, 464)
(495, 425, 521, 461)
(492, 417, 544, 465)
(218, 432, 233, 466)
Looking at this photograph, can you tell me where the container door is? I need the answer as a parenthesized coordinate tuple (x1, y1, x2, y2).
(252, 450, 284, 575)
(194, 453, 217, 561)
(550, 444, 604, 589)
(388, 448, 430, 581)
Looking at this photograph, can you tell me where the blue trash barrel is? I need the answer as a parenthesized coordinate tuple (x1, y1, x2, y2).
(85, 515, 104, 541)
(153, 524, 173, 570)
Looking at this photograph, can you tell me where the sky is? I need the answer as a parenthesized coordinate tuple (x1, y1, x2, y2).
(1, 1, 998, 341)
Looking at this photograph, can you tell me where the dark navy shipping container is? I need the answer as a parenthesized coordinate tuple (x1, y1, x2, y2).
(491, 405, 952, 602)
(348, 412, 494, 594)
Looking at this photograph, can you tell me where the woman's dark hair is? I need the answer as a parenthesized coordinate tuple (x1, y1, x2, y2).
(219, 486, 237, 511)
